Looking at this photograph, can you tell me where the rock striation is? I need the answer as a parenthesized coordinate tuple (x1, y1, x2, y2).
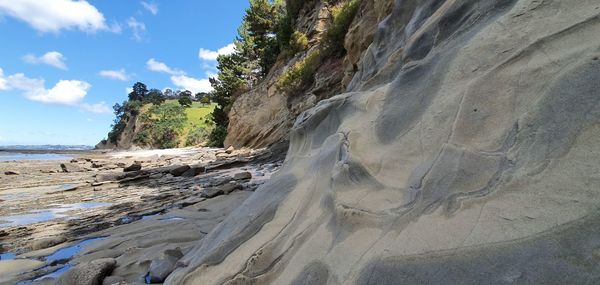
(166, 0, 600, 284)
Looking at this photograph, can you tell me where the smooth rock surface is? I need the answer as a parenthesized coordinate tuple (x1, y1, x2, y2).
(56, 258, 116, 285)
(166, 0, 600, 284)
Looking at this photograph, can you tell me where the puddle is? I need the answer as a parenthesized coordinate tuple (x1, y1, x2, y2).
(44, 237, 105, 262)
(0, 252, 16, 260)
(0, 152, 73, 161)
(33, 264, 72, 281)
(159, 217, 185, 221)
(0, 202, 112, 228)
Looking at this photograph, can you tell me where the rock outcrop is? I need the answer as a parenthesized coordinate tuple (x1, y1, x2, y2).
(167, 0, 600, 284)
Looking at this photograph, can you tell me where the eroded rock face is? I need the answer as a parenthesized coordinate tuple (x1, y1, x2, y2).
(167, 0, 600, 284)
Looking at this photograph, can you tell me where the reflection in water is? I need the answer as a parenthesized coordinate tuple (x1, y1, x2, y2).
(0, 202, 112, 228)
(0, 252, 16, 260)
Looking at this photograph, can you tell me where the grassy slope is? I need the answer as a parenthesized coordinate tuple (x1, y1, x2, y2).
(140, 100, 216, 147)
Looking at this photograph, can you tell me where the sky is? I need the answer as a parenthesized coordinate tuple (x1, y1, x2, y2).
(0, 0, 249, 146)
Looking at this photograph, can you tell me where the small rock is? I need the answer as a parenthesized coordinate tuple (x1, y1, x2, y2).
(123, 162, 142, 172)
(147, 249, 183, 283)
(169, 165, 191, 177)
(60, 163, 82, 173)
(56, 258, 116, 285)
(181, 166, 205, 178)
(4, 171, 19, 175)
(225, 145, 235, 154)
(233, 172, 252, 180)
(31, 236, 67, 250)
(200, 187, 224, 198)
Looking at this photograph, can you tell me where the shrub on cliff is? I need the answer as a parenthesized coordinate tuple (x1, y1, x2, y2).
(135, 103, 187, 149)
(289, 31, 309, 54)
(276, 50, 321, 95)
(322, 0, 360, 57)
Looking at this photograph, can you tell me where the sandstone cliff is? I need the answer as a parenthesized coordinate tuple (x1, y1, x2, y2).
(168, 0, 600, 283)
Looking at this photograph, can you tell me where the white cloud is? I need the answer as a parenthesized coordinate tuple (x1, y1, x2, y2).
(127, 17, 146, 41)
(99, 69, 129, 81)
(170, 75, 212, 94)
(0, 68, 7, 90)
(22, 51, 68, 70)
(0, 0, 109, 33)
(0, 69, 109, 113)
(198, 43, 236, 61)
(146, 58, 183, 75)
(141, 1, 158, 15)
(80, 102, 111, 114)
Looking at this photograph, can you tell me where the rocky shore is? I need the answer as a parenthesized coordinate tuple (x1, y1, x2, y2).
(0, 146, 283, 284)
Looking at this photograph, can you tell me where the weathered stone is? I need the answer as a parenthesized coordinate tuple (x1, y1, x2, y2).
(60, 163, 82, 173)
(123, 162, 142, 172)
(181, 166, 205, 178)
(101, 276, 125, 285)
(169, 165, 191, 177)
(233, 172, 252, 180)
(147, 249, 183, 283)
(31, 236, 67, 250)
(4, 171, 19, 175)
(56, 258, 116, 285)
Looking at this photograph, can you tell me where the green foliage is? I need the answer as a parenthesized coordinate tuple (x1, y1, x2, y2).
(147, 89, 165, 105)
(276, 50, 321, 95)
(288, 31, 309, 54)
(185, 127, 210, 147)
(200, 96, 211, 105)
(128, 82, 148, 101)
(178, 91, 193, 107)
(207, 125, 228, 148)
(322, 0, 360, 57)
(136, 103, 187, 149)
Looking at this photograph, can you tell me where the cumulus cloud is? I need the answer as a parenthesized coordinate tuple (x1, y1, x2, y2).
(145, 58, 183, 75)
(170, 75, 212, 94)
(141, 1, 158, 15)
(99, 69, 129, 81)
(79, 102, 111, 114)
(198, 43, 236, 61)
(0, 68, 109, 113)
(0, 0, 109, 33)
(22, 51, 68, 70)
(127, 17, 146, 41)
(146, 59, 212, 93)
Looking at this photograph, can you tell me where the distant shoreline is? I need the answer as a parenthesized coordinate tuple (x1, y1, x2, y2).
(0, 149, 96, 155)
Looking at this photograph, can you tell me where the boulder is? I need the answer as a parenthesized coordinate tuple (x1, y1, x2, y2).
(169, 165, 191, 177)
(181, 166, 205, 178)
(31, 236, 67, 250)
(56, 258, 116, 285)
(233, 172, 252, 180)
(60, 163, 82, 173)
(147, 249, 183, 283)
(225, 145, 235, 154)
(123, 162, 142, 172)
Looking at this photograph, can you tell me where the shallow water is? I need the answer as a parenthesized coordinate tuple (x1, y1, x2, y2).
(44, 237, 105, 262)
(0, 252, 16, 260)
(33, 265, 72, 281)
(0, 202, 112, 228)
(0, 152, 73, 161)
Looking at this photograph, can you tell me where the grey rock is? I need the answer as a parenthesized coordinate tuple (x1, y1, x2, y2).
(101, 276, 125, 285)
(31, 236, 67, 250)
(233, 172, 252, 180)
(123, 163, 142, 172)
(60, 163, 82, 173)
(169, 165, 191, 177)
(147, 249, 183, 283)
(181, 166, 205, 178)
(56, 258, 116, 285)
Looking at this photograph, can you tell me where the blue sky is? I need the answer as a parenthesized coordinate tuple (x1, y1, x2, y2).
(0, 0, 249, 146)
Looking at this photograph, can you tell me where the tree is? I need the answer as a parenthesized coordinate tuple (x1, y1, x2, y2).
(200, 96, 211, 106)
(128, 82, 148, 101)
(147, 89, 165, 105)
(178, 90, 193, 107)
(195, 92, 209, 101)
(164, 88, 174, 98)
